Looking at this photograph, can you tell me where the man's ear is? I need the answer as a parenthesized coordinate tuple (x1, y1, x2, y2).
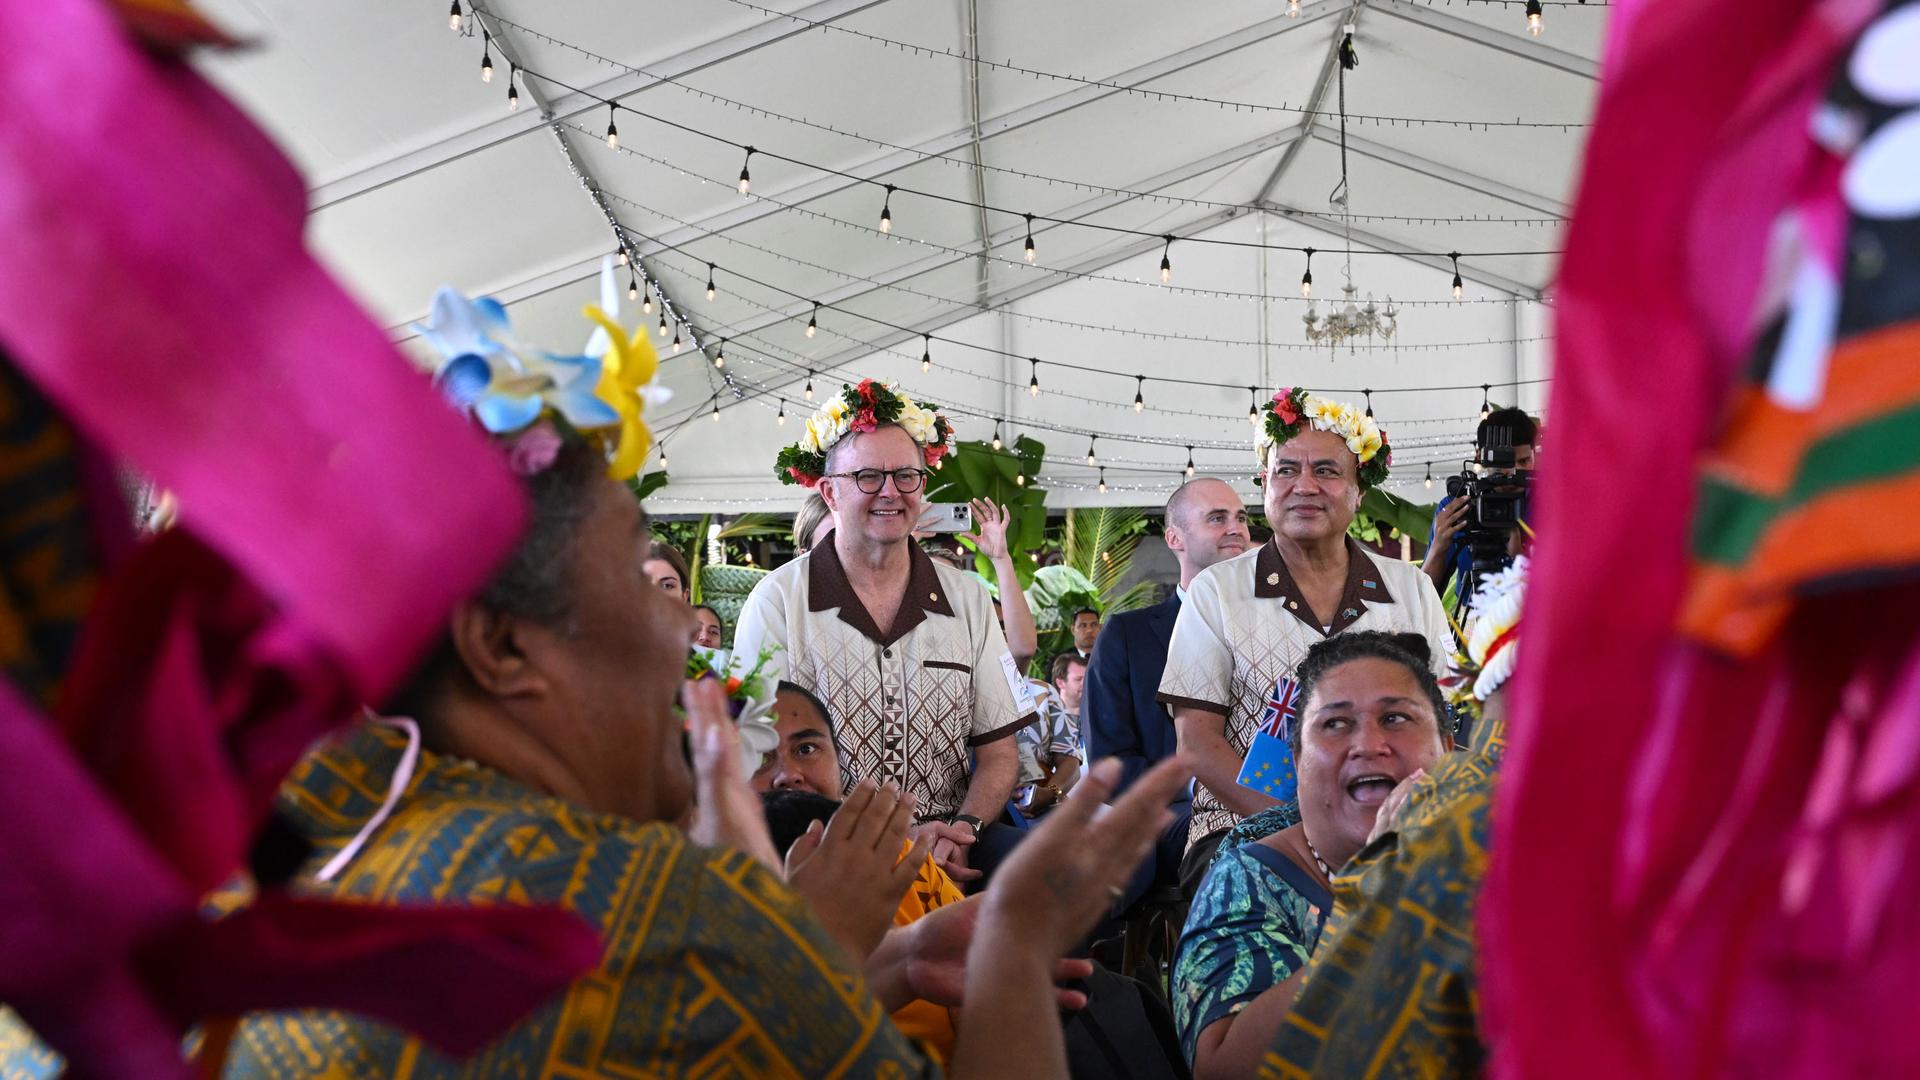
(817, 475, 840, 514)
(448, 600, 552, 699)
(1164, 524, 1186, 554)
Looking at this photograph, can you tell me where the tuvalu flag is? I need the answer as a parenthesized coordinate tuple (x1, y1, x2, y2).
(1237, 677, 1302, 800)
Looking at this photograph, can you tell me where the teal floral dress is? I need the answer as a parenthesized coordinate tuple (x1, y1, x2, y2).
(1171, 837, 1331, 1064)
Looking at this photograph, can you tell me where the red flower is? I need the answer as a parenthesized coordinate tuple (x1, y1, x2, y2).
(850, 408, 879, 434)
(788, 466, 819, 487)
(1272, 387, 1300, 426)
(855, 379, 879, 403)
(924, 443, 948, 466)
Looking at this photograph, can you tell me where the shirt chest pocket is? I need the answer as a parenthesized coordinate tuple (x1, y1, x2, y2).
(915, 659, 975, 726)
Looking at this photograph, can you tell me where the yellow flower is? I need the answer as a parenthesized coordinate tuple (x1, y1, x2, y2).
(899, 402, 936, 443)
(583, 305, 659, 481)
(1347, 428, 1383, 462)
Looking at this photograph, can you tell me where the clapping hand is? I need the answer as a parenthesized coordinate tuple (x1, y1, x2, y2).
(785, 780, 932, 961)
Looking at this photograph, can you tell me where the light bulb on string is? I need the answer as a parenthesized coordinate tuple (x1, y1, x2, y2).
(705, 264, 717, 302)
(448, 0, 462, 31)
(1023, 213, 1036, 263)
(1449, 252, 1464, 299)
(776, 399, 787, 426)
(1301, 247, 1315, 297)
(737, 147, 754, 195)
(656, 312, 668, 338)
(604, 103, 619, 150)
(1015, 472, 1025, 487)
(805, 302, 818, 339)
(641, 291, 654, 316)
(1288, 0, 1300, 16)
(506, 65, 519, 110)
(627, 276, 640, 301)
(1158, 236, 1173, 283)
(804, 371, 815, 402)
(1480, 384, 1492, 421)
(713, 340, 726, 369)
(1028, 358, 1041, 398)
(711, 397, 721, 422)
(1185, 447, 1196, 479)
(879, 185, 894, 234)
(479, 30, 493, 82)
(1098, 468, 1108, 494)
(658, 447, 668, 470)
(1134, 375, 1146, 414)
(1086, 437, 1097, 467)
(671, 326, 682, 354)
(991, 420, 1003, 452)
(1525, 0, 1543, 36)
(1248, 386, 1262, 424)
(921, 335, 932, 373)
(1363, 389, 1374, 418)
(1424, 464, 1434, 490)
(616, 246, 628, 266)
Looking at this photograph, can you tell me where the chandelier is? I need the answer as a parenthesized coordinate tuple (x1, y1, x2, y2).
(1304, 281, 1397, 349)
(1301, 29, 1398, 353)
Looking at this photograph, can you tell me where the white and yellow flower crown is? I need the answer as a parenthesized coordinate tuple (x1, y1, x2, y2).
(1256, 386, 1392, 489)
(774, 379, 955, 486)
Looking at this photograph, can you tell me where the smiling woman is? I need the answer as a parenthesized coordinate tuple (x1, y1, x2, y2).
(1171, 631, 1453, 1080)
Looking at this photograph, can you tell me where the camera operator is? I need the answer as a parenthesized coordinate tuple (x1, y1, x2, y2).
(1423, 407, 1539, 602)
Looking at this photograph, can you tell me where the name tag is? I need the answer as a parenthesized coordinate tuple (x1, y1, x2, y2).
(1000, 652, 1037, 714)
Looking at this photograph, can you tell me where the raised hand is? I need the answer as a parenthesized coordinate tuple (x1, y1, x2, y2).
(963, 498, 1013, 562)
(786, 780, 932, 961)
(683, 677, 782, 873)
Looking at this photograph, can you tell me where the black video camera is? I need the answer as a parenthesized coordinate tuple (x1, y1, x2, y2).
(1444, 422, 1531, 599)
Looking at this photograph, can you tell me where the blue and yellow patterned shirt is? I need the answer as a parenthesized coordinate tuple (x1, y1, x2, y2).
(222, 723, 937, 1079)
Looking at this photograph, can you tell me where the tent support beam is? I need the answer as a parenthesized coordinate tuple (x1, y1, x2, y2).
(1308, 129, 1570, 216)
(1369, 0, 1598, 80)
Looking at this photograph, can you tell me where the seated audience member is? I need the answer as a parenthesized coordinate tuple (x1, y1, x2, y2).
(1172, 631, 1453, 1079)
(210, 303, 1198, 1078)
(643, 538, 691, 599)
(764, 788, 967, 1065)
(1265, 561, 1528, 1078)
(692, 603, 724, 649)
(1014, 653, 1086, 816)
(794, 490, 834, 553)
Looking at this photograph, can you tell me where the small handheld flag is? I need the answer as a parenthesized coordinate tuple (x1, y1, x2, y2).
(1238, 676, 1302, 800)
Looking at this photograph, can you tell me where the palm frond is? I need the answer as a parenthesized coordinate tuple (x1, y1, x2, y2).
(1063, 507, 1146, 597)
(717, 512, 788, 539)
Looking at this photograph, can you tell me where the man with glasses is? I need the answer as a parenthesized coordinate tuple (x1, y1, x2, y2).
(736, 410, 1035, 887)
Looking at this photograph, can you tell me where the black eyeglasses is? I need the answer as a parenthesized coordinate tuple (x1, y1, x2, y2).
(825, 468, 930, 494)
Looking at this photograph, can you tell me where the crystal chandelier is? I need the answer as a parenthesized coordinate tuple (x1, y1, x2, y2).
(1301, 34, 1398, 353)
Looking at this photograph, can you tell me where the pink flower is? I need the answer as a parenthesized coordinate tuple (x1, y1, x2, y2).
(788, 466, 819, 487)
(1271, 388, 1300, 426)
(850, 407, 879, 434)
(924, 443, 948, 466)
(505, 422, 563, 476)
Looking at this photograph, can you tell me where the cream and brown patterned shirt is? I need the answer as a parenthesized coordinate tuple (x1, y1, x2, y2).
(1156, 537, 1450, 849)
(733, 535, 1036, 821)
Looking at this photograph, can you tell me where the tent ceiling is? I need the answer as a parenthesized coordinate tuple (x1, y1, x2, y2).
(193, 0, 1605, 510)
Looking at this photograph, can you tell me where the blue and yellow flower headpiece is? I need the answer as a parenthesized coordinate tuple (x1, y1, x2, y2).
(412, 268, 669, 480)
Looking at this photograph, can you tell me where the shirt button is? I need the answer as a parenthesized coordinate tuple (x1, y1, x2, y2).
(883, 647, 892, 658)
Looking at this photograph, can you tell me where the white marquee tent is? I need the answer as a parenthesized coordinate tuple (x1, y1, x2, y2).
(193, 0, 1605, 512)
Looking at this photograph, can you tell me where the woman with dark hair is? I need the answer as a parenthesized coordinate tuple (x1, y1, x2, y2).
(643, 539, 691, 599)
(1171, 631, 1453, 1079)
(691, 604, 724, 649)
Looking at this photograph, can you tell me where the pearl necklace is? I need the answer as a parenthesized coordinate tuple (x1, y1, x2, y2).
(1303, 833, 1333, 880)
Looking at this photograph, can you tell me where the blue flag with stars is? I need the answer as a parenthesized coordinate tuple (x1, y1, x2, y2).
(1237, 676, 1301, 801)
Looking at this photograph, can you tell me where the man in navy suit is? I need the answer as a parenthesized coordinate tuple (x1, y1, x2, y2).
(1087, 478, 1251, 909)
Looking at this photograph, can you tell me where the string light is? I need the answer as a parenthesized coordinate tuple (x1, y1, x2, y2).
(705, 264, 717, 301)
(804, 370, 815, 401)
(627, 275, 640, 301)
(878, 185, 894, 234)
(711, 397, 721, 422)
(1480, 384, 1492, 420)
(1134, 375, 1146, 414)
(1424, 464, 1434, 490)
(616, 246, 628, 266)
(1288, 0, 1300, 15)
(605, 103, 619, 150)
(1449, 252, 1464, 299)
(671, 326, 683, 354)
(1028, 358, 1041, 398)
(1301, 247, 1315, 298)
(737, 146, 754, 195)
(776, 399, 787, 425)
(1158, 236, 1173, 284)
(1248, 387, 1262, 424)
(641, 291, 654, 315)
(1015, 473, 1025, 487)
(506, 64, 519, 110)
(656, 312, 669, 338)
(479, 29, 493, 83)
(659, 447, 668, 469)
(713, 339, 727, 368)
(1525, 0, 1543, 36)
(1023, 213, 1036, 263)
(1185, 446, 1196, 479)
(448, 0, 462, 32)
(1086, 437, 1098, 467)
(805, 302, 818, 338)
(1098, 468, 1108, 494)
(921, 334, 932, 373)
(1364, 389, 1374, 418)
(991, 420, 1004, 451)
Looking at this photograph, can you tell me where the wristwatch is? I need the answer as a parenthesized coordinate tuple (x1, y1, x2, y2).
(951, 813, 985, 837)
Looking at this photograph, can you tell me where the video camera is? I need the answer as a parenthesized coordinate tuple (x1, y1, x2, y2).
(1444, 421, 1531, 602)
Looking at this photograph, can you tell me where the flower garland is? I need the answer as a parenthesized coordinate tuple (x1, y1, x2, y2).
(774, 378, 955, 486)
(413, 285, 670, 482)
(1257, 386, 1393, 490)
(687, 644, 782, 767)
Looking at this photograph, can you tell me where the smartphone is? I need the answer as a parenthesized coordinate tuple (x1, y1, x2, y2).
(922, 502, 975, 534)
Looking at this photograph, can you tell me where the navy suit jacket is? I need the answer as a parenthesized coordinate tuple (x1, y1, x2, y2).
(1084, 594, 1184, 796)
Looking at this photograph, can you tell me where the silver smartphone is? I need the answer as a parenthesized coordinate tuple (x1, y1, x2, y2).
(922, 502, 975, 534)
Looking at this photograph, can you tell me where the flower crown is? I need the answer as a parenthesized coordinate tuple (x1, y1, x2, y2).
(412, 280, 670, 481)
(774, 379, 955, 487)
(1257, 386, 1392, 490)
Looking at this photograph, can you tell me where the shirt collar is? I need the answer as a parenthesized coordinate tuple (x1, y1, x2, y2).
(1252, 535, 1396, 637)
(807, 530, 957, 646)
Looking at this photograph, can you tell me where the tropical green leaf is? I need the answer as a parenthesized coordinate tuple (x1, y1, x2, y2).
(716, 512, 789, 540)
(1360, 487, 1435, 544)
(629, 469, 670, 502)
(1063, 507, 1147, 597)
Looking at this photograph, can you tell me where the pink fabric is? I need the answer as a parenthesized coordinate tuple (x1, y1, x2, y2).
(1480, 1, 1904, 1077)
